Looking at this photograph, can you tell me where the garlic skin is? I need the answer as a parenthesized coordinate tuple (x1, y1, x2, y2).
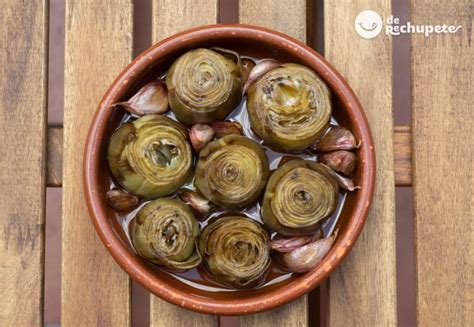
(242, 59, 280, 95)
(177, 190, 212, 218)
(189, 124, 215, 152)
(210, 121, 243, 137)
(240, 58, 256, 87)
(115, 80, 168, 116)
(319, 150, 357, 176)
(311, 125, 360, 152)
(322, 164, 361, 191)
(105, 189, 139, 212)
(271, 230, 322, 253)
(282, 232, 337, 273)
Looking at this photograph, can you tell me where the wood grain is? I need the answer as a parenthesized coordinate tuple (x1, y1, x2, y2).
(240, 0, 307, 42)
(239, 1, 309, 325)
(62, 1, 133, 326)
(0, 1, 48, 325)
(150, 1, 219, 326)
(47, 127, 63, 187)
(394, 125, 412, 186)
(411, 1, 473, 326)
(325, 1, 397, 326)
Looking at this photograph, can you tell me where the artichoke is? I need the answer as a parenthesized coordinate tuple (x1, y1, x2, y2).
(107, 115, 192, 199)
(130, 198, 201, 271)
(198, 216, 271, 289)
(247, 63, 332, 151)
(262, 159, 338, 236)
(194, 135, 269, 209)
(166, 48, 242, 125)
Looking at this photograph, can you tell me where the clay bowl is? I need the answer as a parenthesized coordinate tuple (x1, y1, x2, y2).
(83, 24, 375, 315)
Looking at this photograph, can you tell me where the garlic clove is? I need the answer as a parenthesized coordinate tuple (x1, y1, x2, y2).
(311, 125, 360, 152)
(282, 231, 337, 273)
(177, 189, 212, 218)
(105, 189, 139, 212)
(319, 150, 357, 176)
(243, 59, 280, 95)
(322, 164, 361, 191)
(115, 79, 168, 116)
(210, 120, 243, 138)
(271, 230, 322, 253)
(189, 124, 215, 151)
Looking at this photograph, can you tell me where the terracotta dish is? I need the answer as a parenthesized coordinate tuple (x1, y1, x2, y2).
(83, 24, 375, 315)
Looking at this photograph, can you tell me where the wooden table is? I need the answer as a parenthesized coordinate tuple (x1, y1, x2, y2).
(1, 0, 471, 326)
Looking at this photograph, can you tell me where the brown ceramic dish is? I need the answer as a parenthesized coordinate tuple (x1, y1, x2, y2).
(83, 24, 375, 315)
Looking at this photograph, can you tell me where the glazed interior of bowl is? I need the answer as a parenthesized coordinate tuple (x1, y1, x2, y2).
(84, 24, 375, 315)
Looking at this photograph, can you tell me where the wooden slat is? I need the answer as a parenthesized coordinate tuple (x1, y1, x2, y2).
(325, 2, 397, 326)
(239, 1, 308, 326)
(412, 2, 473, 326)
(46, 126, 412, 187)
(61, 1, 133, 326)
(0, 1, 48, 325)
(393, 125, 411, 186)
(150, 1, 219, 326)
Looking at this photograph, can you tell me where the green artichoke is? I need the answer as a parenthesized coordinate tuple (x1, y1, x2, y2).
(107, 115, 192, 199)
(130, 198, 201, 271)
(194, 135, 269, 209)
(262, 159, 338, 236)
(166, 48, 242, 125)
(247, 63, 332, 151)
(199, 216, 271, 289)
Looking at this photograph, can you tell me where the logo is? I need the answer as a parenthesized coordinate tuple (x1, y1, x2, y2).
(354, 11, 463, 39)
(354, 10, 383, 39)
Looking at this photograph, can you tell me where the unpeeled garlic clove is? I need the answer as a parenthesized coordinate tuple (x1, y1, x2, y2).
(243, 59, 280, 95)
(210, 120, 243, 137)
(177, 189, 212, 218)
(282, 231, 337, 273)
(311, 125, 360, 152)
(319, 150, 357, 176)
(189, 124, 215, 151)
(240, 58, 256, 87)
(271, 230, 322, 253)
(115, 80, 168, 116)
(322, 164, 361, 191)
(105, 189, 139, 212)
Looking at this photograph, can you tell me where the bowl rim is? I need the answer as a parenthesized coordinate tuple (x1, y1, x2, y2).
(83, 23, 375, 316)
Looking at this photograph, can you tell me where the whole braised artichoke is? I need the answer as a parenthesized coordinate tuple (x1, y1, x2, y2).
(262, 159, 338, 236)
(130, 198, 201, 271)
(247, 63, 332, 151)
(194, 135, 269, 209)
(166, 48, 242, 125)
(107, 115, 192, 199)
(198, 216, 271, 289)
